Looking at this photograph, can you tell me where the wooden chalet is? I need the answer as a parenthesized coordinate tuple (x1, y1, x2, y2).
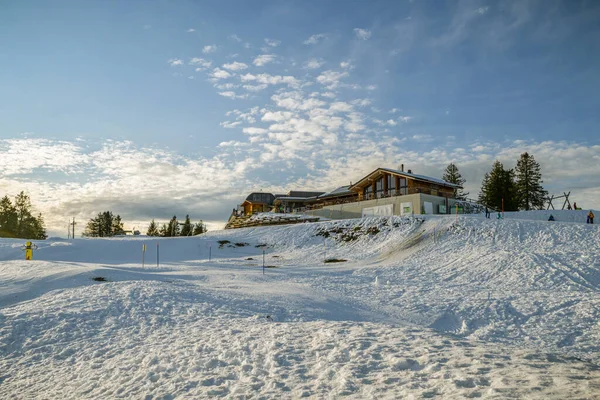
(240, 192, 276, 216)
(348, 166, 459, 200)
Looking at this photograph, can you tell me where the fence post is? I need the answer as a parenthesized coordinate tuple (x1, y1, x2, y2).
(156, 242, 159, 268)
(209, 246, 212, 261)
(262, 249, 265, 275)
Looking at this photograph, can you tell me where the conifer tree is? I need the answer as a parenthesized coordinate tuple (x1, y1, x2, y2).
(478, 160, 518, 211)
(159, 223, 169, 237)
(146, 219, 159, 236)
(442, 163, 469, 200)
(514, 152, 547, 211)
(193, 221, 206, 235)
(0, 195, 18, 237)
(180, 215, 192, 236)
(84, 211, 125, 237)
(166, 215, 180, 237)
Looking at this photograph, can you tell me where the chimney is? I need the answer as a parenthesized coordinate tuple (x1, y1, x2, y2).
(408, 169, 412, 174)
(401, 164, 404, 172)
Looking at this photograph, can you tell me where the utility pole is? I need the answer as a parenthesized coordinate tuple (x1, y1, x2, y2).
(70, 217, 76, 239)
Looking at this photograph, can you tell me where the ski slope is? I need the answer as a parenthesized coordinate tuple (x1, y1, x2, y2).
(1, 214, 600, 399)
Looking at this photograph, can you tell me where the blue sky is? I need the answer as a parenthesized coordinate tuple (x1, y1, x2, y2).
(1, 0, 599, 236)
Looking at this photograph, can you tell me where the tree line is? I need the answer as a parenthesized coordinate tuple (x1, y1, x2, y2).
(0, 192, 47, 239)
(83, 212, 207, 237)
(442, 152, 547, 212)
(146, 215, 206, 237)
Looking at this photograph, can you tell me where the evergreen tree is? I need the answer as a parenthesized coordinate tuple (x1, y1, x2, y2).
(0, 195, 18, 237)
(0, 192, 47, 239)
(478, 160, 518, 211)
(112, 215, 125, 236)
(146, 219, 159, 236)
(193, 221, 206, 235)
(180, 215, 192, 236)
(14, 192, 33, 238)
(166, 215, 180, 237)
(159, 223, 169, 237)
(515, 152, 547, 211)
(442, 163, 469, 200)
(84, 211, 125, 237)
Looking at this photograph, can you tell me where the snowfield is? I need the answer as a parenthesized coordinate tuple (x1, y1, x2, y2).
(1, 213, 600, 399)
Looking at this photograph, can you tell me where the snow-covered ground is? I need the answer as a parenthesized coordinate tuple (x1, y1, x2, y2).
(1, 214, 600, 399)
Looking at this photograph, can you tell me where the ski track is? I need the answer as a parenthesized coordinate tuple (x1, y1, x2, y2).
(1, 213, 600, 399)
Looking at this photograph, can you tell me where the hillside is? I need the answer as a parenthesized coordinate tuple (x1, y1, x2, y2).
(1, 214, 599, 399)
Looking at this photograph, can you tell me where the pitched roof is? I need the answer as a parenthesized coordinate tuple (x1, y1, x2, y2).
(349, 167, 462, 190)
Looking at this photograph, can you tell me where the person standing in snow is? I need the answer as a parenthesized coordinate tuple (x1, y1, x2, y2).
(587, 210, 594, 224)
(485, 206, 490, 219)
(574, 202, 577, 210)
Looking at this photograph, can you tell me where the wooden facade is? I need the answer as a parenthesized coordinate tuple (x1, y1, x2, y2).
(348, 167, 459, 201)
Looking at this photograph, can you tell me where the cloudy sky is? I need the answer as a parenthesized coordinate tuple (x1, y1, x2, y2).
(1, 0, 600, 237)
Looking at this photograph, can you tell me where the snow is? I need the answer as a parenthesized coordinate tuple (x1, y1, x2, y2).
(1, 214, 600, 399)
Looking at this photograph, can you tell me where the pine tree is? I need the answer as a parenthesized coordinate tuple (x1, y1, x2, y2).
(166, 216, 180, 237)
(442, 163, 469, 200)
(14, 192, 33, 238)
(478, 160, 518, 211)
(112, 215, 125, 236)
(180, 215, 192, 236)
(146, 219, 159, 236)
(515, 152, 547, 211)
(159, 223, 169, 237)
(84, 211, 125, 237)
(0, 195, 18, 237)
(193, 221, 206, 235)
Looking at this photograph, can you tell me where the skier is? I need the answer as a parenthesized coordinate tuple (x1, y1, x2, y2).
(485, 206, 490, 219)
(587, 210, 595, 224)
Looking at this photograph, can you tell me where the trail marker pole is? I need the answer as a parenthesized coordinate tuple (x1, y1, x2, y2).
(209, 246, 212, 261)
(156, 242, 159, 268)
(502, 198, 504, 218)
(142, 243, 146, 268)
(262, 249, 265, 275)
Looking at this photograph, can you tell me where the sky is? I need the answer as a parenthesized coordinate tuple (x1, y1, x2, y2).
(1, 0, 600, 237)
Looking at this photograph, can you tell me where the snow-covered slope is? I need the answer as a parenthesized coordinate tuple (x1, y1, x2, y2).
(1, 214, 599, 399)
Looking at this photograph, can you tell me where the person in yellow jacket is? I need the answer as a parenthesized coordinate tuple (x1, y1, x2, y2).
(588, 210, 595, 224)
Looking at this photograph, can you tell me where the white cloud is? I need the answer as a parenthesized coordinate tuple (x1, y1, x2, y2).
(354, 28, 372, 40)
(351, 99, 371, 107)
(399, 116, 412, 122)
(218, 91, 248, 99)
(202, 45, 217, 54)
(187, 28, 196, 33)
(412, 134, 433, 142)
(230, 34, 242, 42)
(253, 54, 276, 66)
(222, 61, 248, 71)
(264, 38, 281, 47)
(189, 58, 212, 69)
(304, 59, 325, 69)
(210, 68, 233, 80)
(389, 108, 400, 113)
(240, 73, 299, 88)
(303, 33, 327, 45)
(214, 83, 239, 90)
(168, 58, 183, 66)
(243, 127, 269, 135)
(316, 70, 349, 89)
(476, 6, 489, 15)
(340, 61, 354, 69)
(243, 84, 268, 92)
(220, 121, 242, 128)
